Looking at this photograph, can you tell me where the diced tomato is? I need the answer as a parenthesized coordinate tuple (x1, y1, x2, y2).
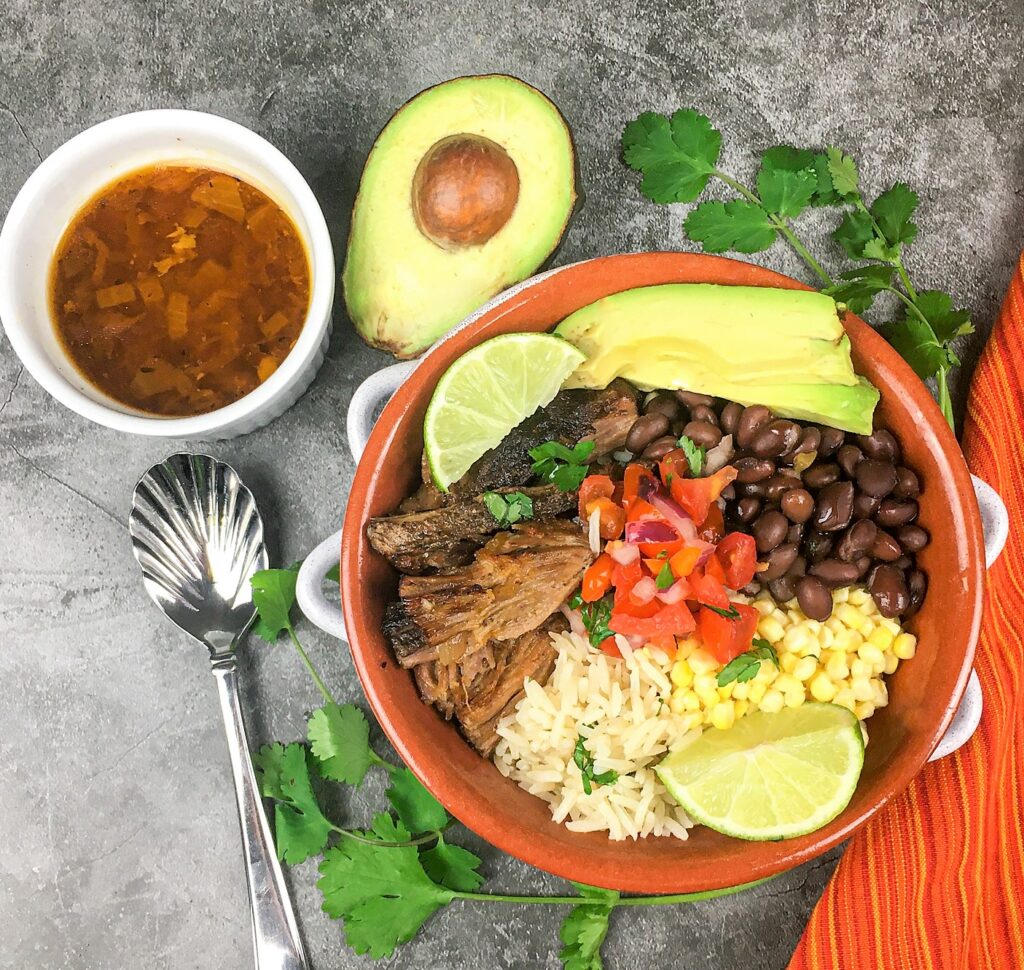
(586, 497, 626, 540)
(699, 503, 725, 543)
(669, 546, 702, 579)
(647, 634, 678, 659)
(703, 552, 727, 586)
(697, 602, 760, 664)
(625, 496, 661, 524)
(623, 464, 657, 504)
(578, 475, 614, 520)
(582, 553, 614, 603)
(610, 600, 696, 639)
(715, 532, 757, 590)
(644, 556, 670, 575)
(638, 538, 684, 558)
(611, 558, 661, 617)
(689, 569, 730, 609)
(667, 466, 738, 523)
(597, 636, 620, 657)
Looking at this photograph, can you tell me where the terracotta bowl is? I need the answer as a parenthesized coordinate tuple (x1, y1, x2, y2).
(340, 252, 984, 893)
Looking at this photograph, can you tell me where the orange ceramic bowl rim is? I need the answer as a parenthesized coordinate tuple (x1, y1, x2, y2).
(341, 252, 983, 893)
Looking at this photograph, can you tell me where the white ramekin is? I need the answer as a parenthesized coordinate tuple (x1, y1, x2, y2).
(0, 109, 334, 439)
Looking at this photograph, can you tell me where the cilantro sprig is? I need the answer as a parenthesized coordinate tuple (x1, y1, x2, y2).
(569, 591, 615, 648)
(676, 434, 705, 476)
(716, 638, 780, 687)
(482, 490, 534, 527)
(622, 113, 973, 429)
(529, 440, 596, 491)
(573, 735, 620, 795)
(250, 563, 764, 967)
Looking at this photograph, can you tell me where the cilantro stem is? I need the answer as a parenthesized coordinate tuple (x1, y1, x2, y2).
(937, 367, 954, 428)
(452, 885, 762, 906)
(712, 170, 834, 287)
(882, 285, 930, 325)
(333, 825, 445, 848)
(851, 196, 919, 301)
(287, 628, 337, 706)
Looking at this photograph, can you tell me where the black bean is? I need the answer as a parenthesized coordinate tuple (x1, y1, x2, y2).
(876, 498, 919, 528)
(796, 575, 834, 620)
(857, 429, 901, 463)
(735, 457, 776, 484)
(804, 530, 834, 563)
(892, 555, 913, 571)
(681, 419, 722, 448)
(893, 467, 921, 499)
(852, 492, 881, 520)
(792, 427, 822, 457)
(644, 393, 681, 421)
(837, 445, 864, 478)
(675, 390, 714, 408)
(896, 524, 929, 553)
(835, 519, 877, 562)
(762, 542, 799, 580)
(870, 530, 903, 562)
(813, 481, 855, 532)
(905, 569, 928, 617)
(869, 564, 910, 617)
(753, 510, 789, 553)
(764, 474, 798, 502)
(855, 556, 872, 578)
(721, 484, 736, 501)
(640, 435, 678, 460)
(855, 459, 898, 498)
(751, 420, 801, 459)
(736, 405, 772, 449)
(738, 481, 767, 498)
(736, 496, 762, 523)
(787, 554, 807, 578)
(720, 401, 744, 435)
(768, 575, 798, 602)
(781, 488, 815, 523)
(625, 413, 670, 454)
(786, 522, 805, 545)
(689, 404, 719, 426)
(803, 463, 840, 490)
(818, 427, 846, 458)
(809, 558, 862, 586)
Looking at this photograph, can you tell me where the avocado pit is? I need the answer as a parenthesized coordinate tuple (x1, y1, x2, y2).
(412, 134, 520, 250)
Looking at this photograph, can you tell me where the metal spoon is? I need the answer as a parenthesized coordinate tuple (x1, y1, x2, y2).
(129, 453, 308, 970)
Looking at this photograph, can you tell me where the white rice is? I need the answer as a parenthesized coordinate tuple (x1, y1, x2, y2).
(493, 630, 700, 841)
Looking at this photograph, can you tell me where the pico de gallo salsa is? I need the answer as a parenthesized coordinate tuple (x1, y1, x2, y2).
(574, 450, 759, 665)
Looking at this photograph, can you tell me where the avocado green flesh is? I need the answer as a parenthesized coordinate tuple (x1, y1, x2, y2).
(344, 75, 576, 358)
(554, 283, 879, 434)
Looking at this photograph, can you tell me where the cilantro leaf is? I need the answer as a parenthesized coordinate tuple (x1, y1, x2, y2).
(254, 742, 334, 864)
(685, 200, 777, 254)
(717, 640, 780, 687)
(913, 290, 974, 343)
(871, 183, 919, 247)
(621, 109, 722, 203)
(420, 835, 484, 892)
(386, 767, 449, 835)
(655, 562, 675, 590)
(824, 146, 859, 199)
(883, 315, 958, 380)
(569, 592, 614, 649)
(318, 813, 454, 959)
(808, 153, 843, 206)
(307, 702, 375, 786)
(251, 564, 300, 642)
(756, 151, 818, 219)
(573, 735, 618, 795)
(559, 883, 620, 970)
(483, 491, 534, 527)
(833, 209, 876, 260)
(824, 265, 895, 314)
(676, 434, 705, 475)
(530, 440, 594, 492)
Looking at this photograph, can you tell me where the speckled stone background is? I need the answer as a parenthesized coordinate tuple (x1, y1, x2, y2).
(1, 1, 1021, 967)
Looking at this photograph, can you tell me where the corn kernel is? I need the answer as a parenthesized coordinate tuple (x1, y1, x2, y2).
(759, 689, 785, 714)
(683, 692, 701, 712)
(680, 711, 704, 732)
(735, 699, 749, 718)
(834, 688, 856, 712)
(755, 662, 779, 684)
(676, 637, 699, 660)
(694, 672, 717, 695)
(850, 658, 870, 679)
(698, 689, 720, 710)
(810, 672, 838, 702)
(794, 656, 818, 682)
(851, 677, 874, 702)
(758, 616, 786, 644)
(818, 627, 835, 649)
(780, 652, 798, 674)
(873, 681, 889, 707)
(754, 598, 775, 617)
(848, 587, 871, 607)
(732, 681, 750, 701)
(855, 701, 876, 721)
(860, 619, 876, 637)
(784, 687, 806, 708)
(883, 653, 900, 675)
(858, 644, 885, 669)
(748, 682, 767, 705)
(879, 618, 902, 637)
(833, 586, 850, 604)
(893, 633, 917, 660)
(834, 629, 864, 653)
(710, 702, 736, 731)
(770, 608, 788, 625)
(669, 693, 688, 715)
(836, 603, 866, 630)
(782, 627, 810, 654)
(860, 722, 869, 745)
(825, 617, 845, 636)
(689, 648, 719, 675)
(671, 661, 694, 689)
(717, 682, 735, 700)
(774, 672, 801, 695)
(826, 653, 850, 681)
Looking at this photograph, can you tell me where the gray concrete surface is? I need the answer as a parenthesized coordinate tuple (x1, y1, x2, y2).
(1, 1, 1021, 967)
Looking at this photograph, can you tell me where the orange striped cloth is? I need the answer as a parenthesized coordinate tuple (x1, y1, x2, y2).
(786, 253, 1024, 969)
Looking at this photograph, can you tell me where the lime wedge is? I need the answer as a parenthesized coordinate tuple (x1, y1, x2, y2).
(423, 333, 586, 491)
(656, 703, 864, 841)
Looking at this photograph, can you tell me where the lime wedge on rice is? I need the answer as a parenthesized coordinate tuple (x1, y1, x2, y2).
(424, 333, 586, 491)
(656, 703, 864, 841)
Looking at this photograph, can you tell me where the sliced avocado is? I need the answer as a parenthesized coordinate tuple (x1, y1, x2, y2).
(554, 283, 879, 434)
(344, 75, 576, 358)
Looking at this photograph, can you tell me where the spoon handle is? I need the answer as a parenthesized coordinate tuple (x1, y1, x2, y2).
(213, 659, 310, 970)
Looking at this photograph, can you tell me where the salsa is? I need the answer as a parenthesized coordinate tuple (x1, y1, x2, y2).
(49, 164, 310, 416)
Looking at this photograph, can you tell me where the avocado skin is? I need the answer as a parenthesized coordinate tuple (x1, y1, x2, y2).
(344, 75, 577, 359)
(555, 283, 880, 435)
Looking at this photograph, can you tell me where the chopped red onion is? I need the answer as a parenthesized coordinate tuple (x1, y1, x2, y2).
(631, 576, 657, 604)
(608, 541, 640, 565)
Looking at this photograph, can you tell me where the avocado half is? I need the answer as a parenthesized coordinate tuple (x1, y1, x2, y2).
(343, 74, 577, 358)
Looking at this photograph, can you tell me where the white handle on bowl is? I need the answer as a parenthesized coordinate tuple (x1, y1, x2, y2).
(297, 362, 419, 639)
(928, 474, 1008, 761)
